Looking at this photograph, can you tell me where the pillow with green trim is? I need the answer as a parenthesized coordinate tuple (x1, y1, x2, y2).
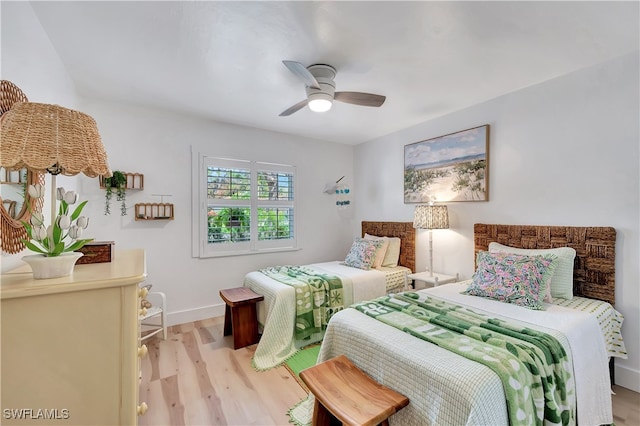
(344, 238, 383, 270)
(463, 251, 559, 310)
(488, 242, 576, 301)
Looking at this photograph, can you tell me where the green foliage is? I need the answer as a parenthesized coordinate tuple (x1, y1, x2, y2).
(404, 160, 485, 201)
(104, 171, 128, 216)
(404, 166, 451, 197)
(207, 207, 292, 243)
(208, 207, 250, 243)
(451, 160, 486, 200)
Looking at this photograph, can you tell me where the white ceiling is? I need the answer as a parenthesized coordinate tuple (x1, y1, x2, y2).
(29, 1, 639, 145)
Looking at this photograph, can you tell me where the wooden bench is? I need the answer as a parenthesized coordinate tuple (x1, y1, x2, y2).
(219, 287, 264, 349)
(299, 354, 409, 426)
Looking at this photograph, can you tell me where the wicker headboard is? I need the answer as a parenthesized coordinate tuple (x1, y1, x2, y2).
(362, 221, 415, 273)
(474, 224, 616, 305)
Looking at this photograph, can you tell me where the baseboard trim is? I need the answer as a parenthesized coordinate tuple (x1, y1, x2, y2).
(166, 303, 225, 327)
(615, 363, 640, 392)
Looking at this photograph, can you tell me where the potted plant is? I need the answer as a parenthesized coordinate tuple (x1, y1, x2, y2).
(21, 185, 93, 278)
(103, 170, 128, 215)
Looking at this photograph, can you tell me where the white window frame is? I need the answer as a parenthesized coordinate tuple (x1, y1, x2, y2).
(191, 151, 297, 258)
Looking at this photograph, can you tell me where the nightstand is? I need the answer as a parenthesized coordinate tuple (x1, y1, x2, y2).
(408, 271, 459, 289)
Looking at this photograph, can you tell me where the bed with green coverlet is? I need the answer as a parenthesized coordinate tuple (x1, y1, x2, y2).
(244, 261, 410, 370)
(290, 282, 623, 426)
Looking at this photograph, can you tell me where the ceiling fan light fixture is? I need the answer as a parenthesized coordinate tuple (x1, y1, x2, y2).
(308, 93, 333, 112)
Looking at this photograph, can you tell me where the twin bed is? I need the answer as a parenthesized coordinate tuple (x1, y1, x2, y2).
(244, 222, 627, 425)
(244, 222, 416, 370)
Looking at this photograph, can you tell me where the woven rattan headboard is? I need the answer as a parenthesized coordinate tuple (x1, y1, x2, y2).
(362, 222, 415, 273)
(474, 224, 616, 305)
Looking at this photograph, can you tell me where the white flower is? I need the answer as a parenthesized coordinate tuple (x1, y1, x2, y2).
(33, 226, 47, 241)
(57, 215, 71, 230)
(76, 216, 89, 229)
(30, 212, 44, 227)
(63, 191, 78, 205)
(46, 225, 55, 247)
(22, 185, 93, 257)
(68, 225, 82, 239)
(28, 184, 45, 199)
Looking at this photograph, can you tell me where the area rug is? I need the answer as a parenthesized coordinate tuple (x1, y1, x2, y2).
(283, 343, 321, 391)
(284, 344, 319, 426)
(288, 396, 314, 426)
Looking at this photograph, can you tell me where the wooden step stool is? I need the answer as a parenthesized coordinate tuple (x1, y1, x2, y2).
(299, 354, 409, 426)
(219, 287, 264, 349)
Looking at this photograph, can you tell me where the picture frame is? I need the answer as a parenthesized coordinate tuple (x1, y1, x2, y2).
(404, 124, 489, 203)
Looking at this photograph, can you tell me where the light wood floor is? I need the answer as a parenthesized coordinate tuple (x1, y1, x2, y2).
(139, 316, 639, 426)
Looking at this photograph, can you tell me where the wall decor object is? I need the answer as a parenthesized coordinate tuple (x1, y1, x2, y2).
(100, 171, 144, 216)
(404, 124, 489, 203)
(335, 184, 350, 209)
(135, 194, 174, 221)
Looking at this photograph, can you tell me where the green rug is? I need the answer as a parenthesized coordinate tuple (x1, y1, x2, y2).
(284, 344, 321, 384)
(284, 344, 320, 426)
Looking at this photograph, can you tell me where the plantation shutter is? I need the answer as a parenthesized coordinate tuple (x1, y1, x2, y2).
(200, 156, 296, 256)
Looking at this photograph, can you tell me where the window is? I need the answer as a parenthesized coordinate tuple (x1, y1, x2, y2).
(193, 154, 296, 257)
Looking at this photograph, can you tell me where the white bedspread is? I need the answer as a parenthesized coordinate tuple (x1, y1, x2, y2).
(311, 282, 612, 425)
(244, 261, 388, 370)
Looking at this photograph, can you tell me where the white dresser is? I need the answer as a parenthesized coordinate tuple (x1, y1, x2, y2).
(1, 249, 147, 425)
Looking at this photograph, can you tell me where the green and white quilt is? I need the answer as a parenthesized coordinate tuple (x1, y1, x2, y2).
(260, 265, 344, 340)
(352, 292, 574, 426)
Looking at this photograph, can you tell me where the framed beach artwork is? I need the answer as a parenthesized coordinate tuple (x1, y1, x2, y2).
(404, 124, 489, 203)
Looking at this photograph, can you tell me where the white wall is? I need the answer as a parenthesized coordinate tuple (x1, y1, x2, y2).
(73, 99, 356, 325)
(353, 51, 640, 392)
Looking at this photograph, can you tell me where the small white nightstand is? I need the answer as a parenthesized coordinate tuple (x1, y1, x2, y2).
(408, 271, 459, 289)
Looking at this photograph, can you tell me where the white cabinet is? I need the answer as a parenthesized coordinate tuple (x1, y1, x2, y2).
(1, 249, 147, 425)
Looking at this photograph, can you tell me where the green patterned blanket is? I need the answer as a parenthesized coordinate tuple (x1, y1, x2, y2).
(352, 292, 574, 426)
(260, 265, 344, 340)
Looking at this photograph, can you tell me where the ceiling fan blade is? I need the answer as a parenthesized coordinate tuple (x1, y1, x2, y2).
(334, 92, 386, 107)
(283, 60, 320, 89)
(279, 99, 309, 116)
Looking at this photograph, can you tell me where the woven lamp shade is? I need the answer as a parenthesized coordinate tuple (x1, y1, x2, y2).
(413, 204, 449, 230)
(1, 80, 28, 115)
(0, 102, 110, 177)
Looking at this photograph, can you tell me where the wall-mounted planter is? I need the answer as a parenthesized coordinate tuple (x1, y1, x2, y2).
(99, 172, 144, 190)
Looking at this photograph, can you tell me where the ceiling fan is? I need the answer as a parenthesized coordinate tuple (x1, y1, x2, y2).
(279, 60, 386, 116)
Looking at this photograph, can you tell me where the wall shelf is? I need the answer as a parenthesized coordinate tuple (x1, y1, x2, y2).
(99, 172, 144, 190)
(135, 203, 174, 221)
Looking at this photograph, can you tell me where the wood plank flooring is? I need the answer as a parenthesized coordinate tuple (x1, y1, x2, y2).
(139, 316, 639, 426)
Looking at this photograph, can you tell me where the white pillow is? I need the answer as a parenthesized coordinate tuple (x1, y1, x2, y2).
(363, 234, 390, 268)
(488, 242, 576, 300)
(365, 233, 401, 267)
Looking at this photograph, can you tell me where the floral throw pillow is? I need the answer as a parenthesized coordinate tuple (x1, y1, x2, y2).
(463, 251, 559, 310)
(344, 238, 383, 270)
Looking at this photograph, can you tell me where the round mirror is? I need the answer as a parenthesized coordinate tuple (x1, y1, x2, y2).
(1, 167, 28, 219)
(0, 168, 45, 254)
(0, 80, 46, 254)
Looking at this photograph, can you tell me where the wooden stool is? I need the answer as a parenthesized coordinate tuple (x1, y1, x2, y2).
(219, 287, 264, 350)
(299, 355, 409, 426)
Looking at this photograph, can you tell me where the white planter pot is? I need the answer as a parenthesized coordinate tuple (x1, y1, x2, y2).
(21, 252, 84, 279)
